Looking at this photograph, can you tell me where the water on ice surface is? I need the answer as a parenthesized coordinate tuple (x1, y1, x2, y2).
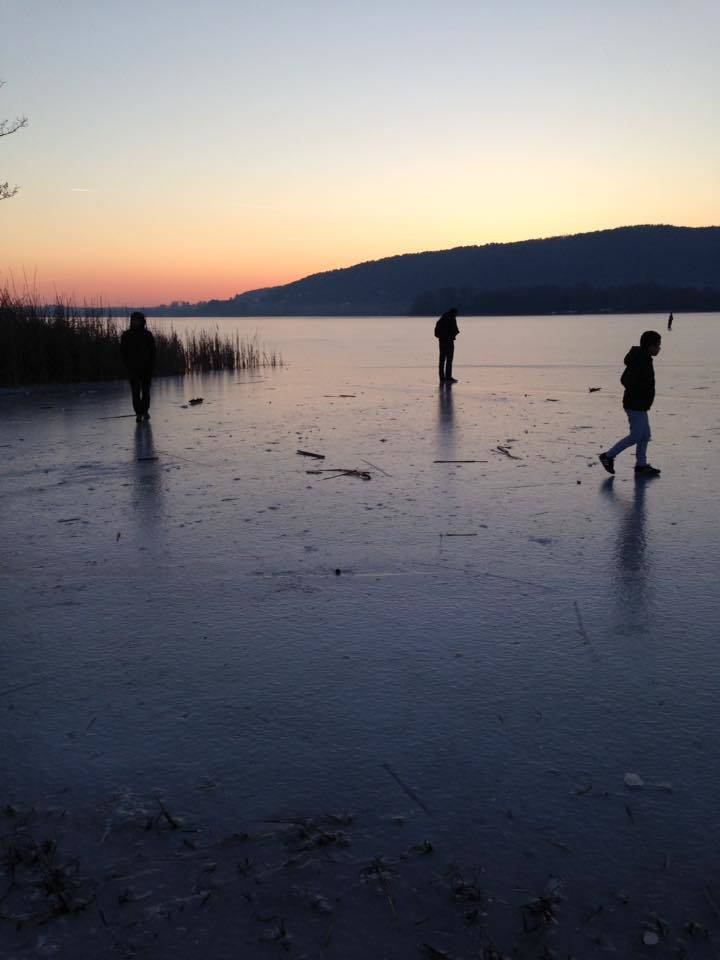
(2, 314, 720, 957)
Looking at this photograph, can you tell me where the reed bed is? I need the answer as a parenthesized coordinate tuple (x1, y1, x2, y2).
(183, 331, 281, 372)
(0, 289, 281, 386)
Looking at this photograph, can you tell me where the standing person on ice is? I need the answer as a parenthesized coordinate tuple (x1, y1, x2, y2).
(120, 311, 156, 423)
(434, 307, 459, 384)
(599, 330, 662, 478)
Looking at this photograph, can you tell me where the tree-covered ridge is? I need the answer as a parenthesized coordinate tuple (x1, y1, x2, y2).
(148, 225, 720, 317)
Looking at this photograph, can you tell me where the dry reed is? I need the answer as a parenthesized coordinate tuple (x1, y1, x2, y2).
(0, 288, 281, 386)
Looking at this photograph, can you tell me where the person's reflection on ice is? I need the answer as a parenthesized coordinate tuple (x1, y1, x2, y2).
(601, 476, 650, 630)
(437, 381, 455, 432)
(133, 422, 163, 517)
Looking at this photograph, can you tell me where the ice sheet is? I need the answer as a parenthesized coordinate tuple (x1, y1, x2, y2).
(2, 314, 720, 957)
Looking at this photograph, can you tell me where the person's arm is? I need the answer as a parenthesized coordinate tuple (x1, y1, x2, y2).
(120, 331, 129, 366)
(147, 331, 156, 372)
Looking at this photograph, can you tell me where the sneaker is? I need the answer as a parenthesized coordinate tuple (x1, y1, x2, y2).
(143, 413, 151, 421)
(136, 414, 143, 423)
(635, 464, 661, 477)
(599, 453, 615, 475)
(446, 377, 458, 384)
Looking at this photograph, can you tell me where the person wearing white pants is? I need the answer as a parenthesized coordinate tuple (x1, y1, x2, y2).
(600, 331, 662, 478)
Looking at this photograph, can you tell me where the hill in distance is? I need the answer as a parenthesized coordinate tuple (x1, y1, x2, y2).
(149, 225, 720, 317)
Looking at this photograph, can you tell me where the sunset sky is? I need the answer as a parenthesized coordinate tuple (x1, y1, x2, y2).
(1, 0, 718, 305)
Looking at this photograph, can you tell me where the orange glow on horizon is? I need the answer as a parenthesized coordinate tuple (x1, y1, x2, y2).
(4, 211, 717, 307)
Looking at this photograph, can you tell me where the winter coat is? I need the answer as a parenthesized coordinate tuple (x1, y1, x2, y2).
(620, 345, 655, 411)
(120, 328, 156, 377)
(434, 311, 459, 341)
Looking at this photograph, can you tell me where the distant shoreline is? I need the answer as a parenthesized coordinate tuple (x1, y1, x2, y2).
(134, 306, 719, 319)
(136, 225, 720, 317)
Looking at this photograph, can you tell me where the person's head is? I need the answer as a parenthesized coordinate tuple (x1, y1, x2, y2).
(130, 311, 146, 330)
(640, 330, 662, 356)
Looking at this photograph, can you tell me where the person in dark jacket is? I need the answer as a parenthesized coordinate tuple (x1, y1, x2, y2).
(120, 311, 156, 423)
(599, 330, 662, 477)
(434, 307, 459, 383)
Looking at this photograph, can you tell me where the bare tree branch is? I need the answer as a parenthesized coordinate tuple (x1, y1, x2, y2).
(0, 181, 19, 200)
(1, 79, 27, 199)
(0, 116, 28, 138)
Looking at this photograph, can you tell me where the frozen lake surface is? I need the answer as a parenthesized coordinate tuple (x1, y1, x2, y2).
(2, 314, 720, 958)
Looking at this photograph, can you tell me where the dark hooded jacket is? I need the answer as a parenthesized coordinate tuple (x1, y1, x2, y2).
(621, 345, 655, 411)
(434, 311, 459, 341)
(120, 325, 156, 377)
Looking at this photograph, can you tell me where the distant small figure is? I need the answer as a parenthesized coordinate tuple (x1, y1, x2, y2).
(120, 311, 156, 423)
(434, 307, 459, 384)
(667, 312, 673, 330)
(599, 330, 662, 478)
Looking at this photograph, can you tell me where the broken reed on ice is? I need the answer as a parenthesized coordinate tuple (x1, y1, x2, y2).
(0, 289, 281, 386)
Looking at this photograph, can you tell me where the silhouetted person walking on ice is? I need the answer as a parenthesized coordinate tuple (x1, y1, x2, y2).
(599, 330, 662, 478)
(667, 312, 673, 330)
(121, 311, 156, 423)
(434, 307, 459, 383)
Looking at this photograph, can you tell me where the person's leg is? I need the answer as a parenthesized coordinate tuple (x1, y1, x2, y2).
(632, 411, 651, 467)
(129, 378, 142, 415)
(445, 341, 455, 380)
(605, 411, 643, 460)
(438, 343, 447, 381)
(141, 376, 152, 417)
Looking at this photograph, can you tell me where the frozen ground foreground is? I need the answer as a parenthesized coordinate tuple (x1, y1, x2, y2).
(2, 331, 720, 958)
